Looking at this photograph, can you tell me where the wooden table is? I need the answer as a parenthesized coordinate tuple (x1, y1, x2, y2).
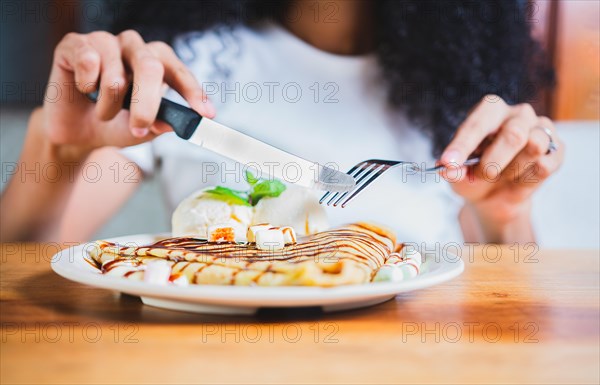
(1, 244, 598, 384)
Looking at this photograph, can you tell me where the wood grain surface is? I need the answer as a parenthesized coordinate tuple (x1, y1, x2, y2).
(1, 243, 598, 384)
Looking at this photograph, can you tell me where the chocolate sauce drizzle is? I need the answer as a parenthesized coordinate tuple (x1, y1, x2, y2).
(92, 223, 395, 285)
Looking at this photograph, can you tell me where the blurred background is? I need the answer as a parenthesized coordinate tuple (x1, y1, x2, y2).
(1, 0, 599, 247)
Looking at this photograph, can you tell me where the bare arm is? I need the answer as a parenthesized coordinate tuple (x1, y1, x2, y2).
(458, 202, 534, 244)
(58, 148, 144, 242)
(0, 111, 143, 242)
(0, 108, 90, 241)
(0, 30, 213, 242)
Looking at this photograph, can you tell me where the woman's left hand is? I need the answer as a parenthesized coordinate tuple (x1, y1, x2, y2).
(440, 95, 565, 225)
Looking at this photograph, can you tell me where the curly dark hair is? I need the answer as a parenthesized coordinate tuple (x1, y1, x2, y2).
(109, 0, 553, 155)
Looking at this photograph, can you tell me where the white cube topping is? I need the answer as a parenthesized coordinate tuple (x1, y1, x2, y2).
(265, 226, 297, 245)
(143, 260, 171, 285)
(208, 223, 247, 243)
(255, 228, 285, 251)
(246, 224, 272, 243)
(280, 226, 297, 245)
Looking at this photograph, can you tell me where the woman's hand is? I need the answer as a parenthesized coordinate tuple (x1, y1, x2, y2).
(439, 95, 565, 241)
(43, 30, 215, 153)
(1, 30, 216, 241)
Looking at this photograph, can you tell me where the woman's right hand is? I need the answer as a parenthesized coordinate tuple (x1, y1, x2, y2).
(42, 30, 215, 152)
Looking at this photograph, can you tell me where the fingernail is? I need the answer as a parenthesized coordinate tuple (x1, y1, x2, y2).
(132, 127, 149, 137)
(441, 149, 461, 164)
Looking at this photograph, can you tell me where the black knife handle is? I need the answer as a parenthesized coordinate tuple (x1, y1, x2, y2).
(86, 87, 202, 140)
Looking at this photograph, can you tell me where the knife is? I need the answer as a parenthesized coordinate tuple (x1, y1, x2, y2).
(87, 89, 355, 192)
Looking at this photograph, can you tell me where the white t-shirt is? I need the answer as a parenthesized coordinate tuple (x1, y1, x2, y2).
(121, 23, 464, 244)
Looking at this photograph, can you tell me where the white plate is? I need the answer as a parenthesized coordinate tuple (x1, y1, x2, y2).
(51, 233, 464, 315)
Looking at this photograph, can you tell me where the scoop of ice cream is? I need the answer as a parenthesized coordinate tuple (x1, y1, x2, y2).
(252, 185, 328, 235)
(171, 189, 253, 240)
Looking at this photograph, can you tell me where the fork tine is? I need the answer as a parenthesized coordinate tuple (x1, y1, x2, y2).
(332, 164, 387, 206)
(326, 163, 374, 206)
(330, 191, 350, 207)
(340, 164, 392, 208)
(327, 163, 380, 206)
(319, 162, 365, 204)
(320, 161, 370, 204)
(319, 191, 332, 204)
(325, 191, 340, 205)
(327, 166, 370, 206)
(344, 162, 364, 177)
(352, 162, 373, 178)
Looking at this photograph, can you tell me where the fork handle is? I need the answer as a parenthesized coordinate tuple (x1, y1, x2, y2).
(425, 157, 481, 173)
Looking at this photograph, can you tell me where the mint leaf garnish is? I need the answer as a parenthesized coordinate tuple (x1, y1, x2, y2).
(249, 179, 286, 205)
(205, 174, 287, 206)
(245, 170, 259, 186)
(204, 186, 251, 206)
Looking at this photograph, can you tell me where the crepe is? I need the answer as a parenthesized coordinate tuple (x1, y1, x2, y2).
(88, 222, 399, 287)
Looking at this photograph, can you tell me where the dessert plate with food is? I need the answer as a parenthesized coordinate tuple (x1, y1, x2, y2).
(51, 173, 463, 315)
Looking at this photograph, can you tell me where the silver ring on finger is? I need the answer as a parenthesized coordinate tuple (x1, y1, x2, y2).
(535, 126, 558, 155)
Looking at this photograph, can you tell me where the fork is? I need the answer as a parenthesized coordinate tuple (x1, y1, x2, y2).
(319, 157, 480, 208)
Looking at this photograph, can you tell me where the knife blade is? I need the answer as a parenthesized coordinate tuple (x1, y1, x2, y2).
(87, 90, 355, 192)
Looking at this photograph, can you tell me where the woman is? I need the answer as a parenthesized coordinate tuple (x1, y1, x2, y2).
(0, 0, 564, 244)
